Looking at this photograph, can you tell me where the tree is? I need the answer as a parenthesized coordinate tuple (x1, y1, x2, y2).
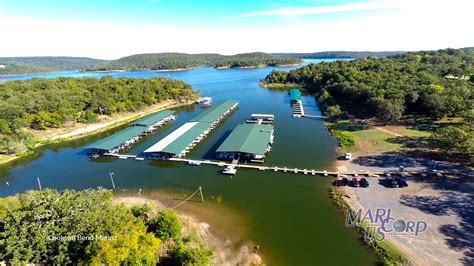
(0, 189, 162, 264)
(160, 242, 212, 266)
(376, 98, 404, 121)
(429, 126, 473, 154)
(148, 210, 182, 240)
(326, 105, 343, 119)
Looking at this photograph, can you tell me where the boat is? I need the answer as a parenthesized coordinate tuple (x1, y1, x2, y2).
(222, 166, 237, 175)
(188, 160, 202, 166)
(197, 97, 212, 106)
(135, 157, 145, 161)
(89, 154, 100, 159)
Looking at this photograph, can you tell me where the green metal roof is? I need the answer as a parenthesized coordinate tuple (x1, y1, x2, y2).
(191, 100, 239, 123)
(289, 88, 302, 101)
(216, 124, 274, 156)
(131, 110, 175, 126)
(89, 126, 146, 151)
(160, 122, 211, 154)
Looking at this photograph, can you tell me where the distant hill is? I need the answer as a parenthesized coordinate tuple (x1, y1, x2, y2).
(273, 51, 407, 59)
(0, 56, 107, 75)
(91, 52, 303, 71)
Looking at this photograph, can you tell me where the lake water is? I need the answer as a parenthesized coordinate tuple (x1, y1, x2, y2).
(0, 59, 379, 265)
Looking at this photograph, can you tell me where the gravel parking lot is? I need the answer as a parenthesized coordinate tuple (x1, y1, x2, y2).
(341, 175, 473, 265)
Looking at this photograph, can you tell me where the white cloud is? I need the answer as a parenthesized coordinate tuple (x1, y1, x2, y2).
(0, 0, 472, 59)
(230, 0, 401, 18)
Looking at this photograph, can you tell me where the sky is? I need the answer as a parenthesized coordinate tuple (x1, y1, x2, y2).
(0, 0, 473, 59)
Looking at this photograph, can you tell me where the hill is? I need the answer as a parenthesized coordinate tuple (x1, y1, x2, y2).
(0, 56, 107, 75)
(273, 51, 407, 59)
(91, 52, 303, 71)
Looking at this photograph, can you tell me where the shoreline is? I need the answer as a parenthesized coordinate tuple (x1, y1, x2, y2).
(0, 69, 72, 78)
(114, 194, 263, 265)
(0, 99, 195, 166)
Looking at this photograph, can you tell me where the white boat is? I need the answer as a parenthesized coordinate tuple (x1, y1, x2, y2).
(188, 160, 202, 166)
(222, 166, 237, 175)
(135, 157, 145, 161)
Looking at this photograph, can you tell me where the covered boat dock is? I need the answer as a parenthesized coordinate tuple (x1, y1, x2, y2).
(289, 88, 304, 117)
(143, 100, 239, 158)
(87, 110, 176, 156)
(216, 123, 274, 163)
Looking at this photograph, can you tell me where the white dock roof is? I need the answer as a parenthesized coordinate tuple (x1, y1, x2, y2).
(144, 122, 198, 153)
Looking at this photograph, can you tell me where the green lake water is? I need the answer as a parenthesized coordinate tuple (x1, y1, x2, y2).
(0, 60, 380, 265)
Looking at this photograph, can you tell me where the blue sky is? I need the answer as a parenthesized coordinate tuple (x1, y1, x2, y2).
(0, 0, 472, 58)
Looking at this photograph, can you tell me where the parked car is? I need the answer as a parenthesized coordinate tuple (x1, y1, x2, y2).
(395, 176, 408, 188)
(345, 153, 352, 160)
(333, 177, 349, 186)
(359, 178, 369, 187)
(385, 176, 398, 188)
(341, 177, 349, 186)
(351, 178, 360, 187)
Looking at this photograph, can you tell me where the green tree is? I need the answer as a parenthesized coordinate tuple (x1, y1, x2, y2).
(326, 105, 343, 119)
(148, 210, 182, 240)
(376, 99, 404, 121)
(429, 126, 473, 154)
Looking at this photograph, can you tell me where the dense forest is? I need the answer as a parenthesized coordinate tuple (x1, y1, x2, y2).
(0, 57, 107, 75)
(0, 77, 196, 154)
(264, 49, 473, 120)
(0, 189, 211, 264)
(274, 51, 406, 59)
(91, 52, 302, 71)
(263, 48, 473, 154)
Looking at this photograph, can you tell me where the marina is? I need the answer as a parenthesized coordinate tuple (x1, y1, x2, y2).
(0, 60, 381, 266)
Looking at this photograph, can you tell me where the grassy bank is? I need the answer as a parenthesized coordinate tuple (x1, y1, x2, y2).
(329, 187, 409, 265)
(0, 99, 194, 165)
(325, 119, 431, 157)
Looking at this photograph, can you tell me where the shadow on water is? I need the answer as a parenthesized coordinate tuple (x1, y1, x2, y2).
(202, 129, 232, 160)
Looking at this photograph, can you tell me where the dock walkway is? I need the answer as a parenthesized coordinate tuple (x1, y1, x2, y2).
(169, 158, 386, 176)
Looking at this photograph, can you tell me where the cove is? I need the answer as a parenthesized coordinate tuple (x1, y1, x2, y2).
(0, 59, 379, 265)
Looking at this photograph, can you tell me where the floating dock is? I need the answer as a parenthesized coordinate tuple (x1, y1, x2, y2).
(143, 100, 239, 158)
(87, 110, 176, 156)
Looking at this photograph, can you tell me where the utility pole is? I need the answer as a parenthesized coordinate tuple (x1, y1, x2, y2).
(199, 186, 204, 203)
(37, 177, 42, 191)
(109, 172, 116, 190)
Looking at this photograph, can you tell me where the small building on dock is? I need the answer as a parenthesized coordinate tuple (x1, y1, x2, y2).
(289, 88, 302, 103)
(86, 110, 176, 156)
(216, 123, 274, 163)
(143, 100, 239, 159)
(247, 114, 274, 124)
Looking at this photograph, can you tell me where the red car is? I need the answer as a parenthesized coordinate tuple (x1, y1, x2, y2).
(351, 178, 360, 187)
